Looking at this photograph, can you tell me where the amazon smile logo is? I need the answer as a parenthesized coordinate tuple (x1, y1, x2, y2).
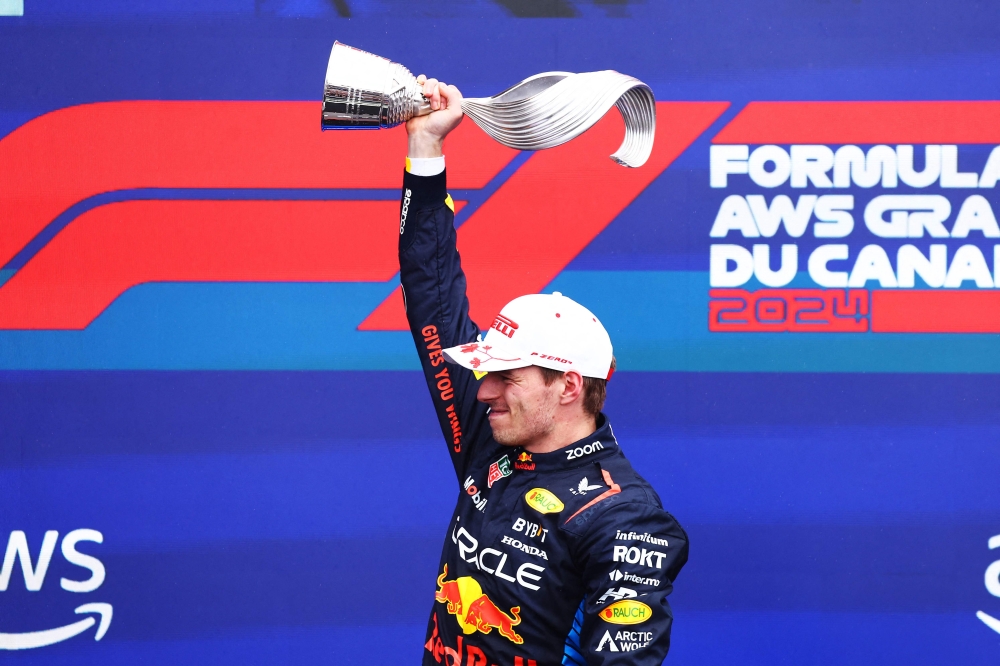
(978, 533, 1000, 636)
(0, 529, 112, 650)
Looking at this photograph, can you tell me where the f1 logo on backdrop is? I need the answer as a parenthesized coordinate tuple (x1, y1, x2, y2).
(0, 529, 110, 650)
(708, 101, 1000, 334)
(4, 100, 999, 335)
(0, 100, 727, 331)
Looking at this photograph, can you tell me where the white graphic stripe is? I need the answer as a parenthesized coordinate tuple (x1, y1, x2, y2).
(977, 611, 1000, 636)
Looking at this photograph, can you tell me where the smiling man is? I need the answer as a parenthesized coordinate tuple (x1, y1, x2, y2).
(401, 76, 688, 666)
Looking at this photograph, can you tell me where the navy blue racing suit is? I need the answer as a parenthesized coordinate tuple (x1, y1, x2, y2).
(399, 167, 688, 666)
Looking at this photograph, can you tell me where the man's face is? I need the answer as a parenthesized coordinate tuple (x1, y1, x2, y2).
(476, 366, 561, 447)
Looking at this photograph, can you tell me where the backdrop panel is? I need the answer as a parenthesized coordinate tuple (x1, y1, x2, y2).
(1, 2, 999, 664)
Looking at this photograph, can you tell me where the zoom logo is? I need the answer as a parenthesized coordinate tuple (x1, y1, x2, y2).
(0, 530, 112, 650)
(977, 534, 1000, 636)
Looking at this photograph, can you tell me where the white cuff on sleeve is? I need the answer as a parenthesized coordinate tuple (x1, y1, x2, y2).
(405, 156, 445, 176)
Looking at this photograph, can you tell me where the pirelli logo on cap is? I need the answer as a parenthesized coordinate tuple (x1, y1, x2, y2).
(491, 314, 519, 338)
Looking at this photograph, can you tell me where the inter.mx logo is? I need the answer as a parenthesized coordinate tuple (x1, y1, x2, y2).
(0, 100, 726, 331)
(0, 529, 110, 650)
(978, 533, 1000, 636)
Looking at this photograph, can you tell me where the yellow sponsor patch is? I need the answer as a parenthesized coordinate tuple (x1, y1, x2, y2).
(473, 370, 487, 380)
(525, 488, 564, 514)
(600, 600, 652, 625)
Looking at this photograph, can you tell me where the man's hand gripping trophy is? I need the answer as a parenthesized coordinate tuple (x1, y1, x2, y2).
(406, 76, 464, 158)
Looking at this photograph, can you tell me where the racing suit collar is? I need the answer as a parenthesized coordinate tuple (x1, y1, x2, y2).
(509, 413, 618, 472)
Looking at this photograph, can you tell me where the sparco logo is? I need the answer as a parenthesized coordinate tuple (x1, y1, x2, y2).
(399, 188, 411, 235)
(566, 441, 604, 460)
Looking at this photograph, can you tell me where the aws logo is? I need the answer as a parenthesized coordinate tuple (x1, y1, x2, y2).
(0, 100, 725, 332)
(0, 529, 110, 650)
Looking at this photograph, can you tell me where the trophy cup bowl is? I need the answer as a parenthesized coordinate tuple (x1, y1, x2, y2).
(322, 41, 656, 168)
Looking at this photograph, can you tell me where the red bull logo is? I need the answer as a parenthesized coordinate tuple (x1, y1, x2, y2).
(435, 565, 524, 644)
(514, 452, 535, 471)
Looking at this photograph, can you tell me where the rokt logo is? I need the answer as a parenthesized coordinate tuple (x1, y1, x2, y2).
(613, 545, 667, 569)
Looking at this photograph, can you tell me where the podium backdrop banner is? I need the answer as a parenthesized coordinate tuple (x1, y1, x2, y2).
(1, 3, 999, 665)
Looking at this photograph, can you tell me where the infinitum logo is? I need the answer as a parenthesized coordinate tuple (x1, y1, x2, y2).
(977, 533, 1000, 636)
(0, 529, 111, 650)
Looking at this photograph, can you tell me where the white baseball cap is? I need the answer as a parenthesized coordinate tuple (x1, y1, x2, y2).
(442, 292, 614, 380)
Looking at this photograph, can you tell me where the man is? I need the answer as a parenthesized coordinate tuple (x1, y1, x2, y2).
(401, 75, 688, 666)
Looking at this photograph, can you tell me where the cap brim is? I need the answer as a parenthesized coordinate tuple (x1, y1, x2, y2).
(442, 338, 530, 373)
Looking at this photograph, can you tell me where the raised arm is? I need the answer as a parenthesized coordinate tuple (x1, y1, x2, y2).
(400, 77, 491, 480)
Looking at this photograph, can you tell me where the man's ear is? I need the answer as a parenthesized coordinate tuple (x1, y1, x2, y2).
(559, 370, 585, 405)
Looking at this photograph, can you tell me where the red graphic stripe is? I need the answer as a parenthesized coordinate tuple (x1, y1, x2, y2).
(0, 199, 471, 330)
(565, 468, 621, 524)
(871, 291, 1000, 333)
(0, 101, 517, 268)
(359, 101, 730, 330)
(712, 101, 1000, 144)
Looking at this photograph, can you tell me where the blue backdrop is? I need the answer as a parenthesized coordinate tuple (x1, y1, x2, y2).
(1, 2, 999, 664)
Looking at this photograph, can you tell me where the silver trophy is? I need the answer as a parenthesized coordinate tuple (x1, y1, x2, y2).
(321, 41, 656, 168)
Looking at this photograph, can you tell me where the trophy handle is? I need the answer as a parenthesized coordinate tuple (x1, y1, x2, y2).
(461, 70, 655, 168)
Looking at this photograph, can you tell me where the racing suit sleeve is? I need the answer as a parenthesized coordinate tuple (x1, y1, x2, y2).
(569, 502, 689, 665)
(398, 167, 490, 480)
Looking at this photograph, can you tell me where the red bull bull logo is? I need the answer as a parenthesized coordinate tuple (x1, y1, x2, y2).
(435, 565, 524, 644)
